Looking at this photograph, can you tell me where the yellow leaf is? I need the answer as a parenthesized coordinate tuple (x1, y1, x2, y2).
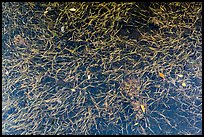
(178, 74, 183, 78)
(141, 105, 145, 113)
(134, 122, 139, 126)
(69, 8, 76, 12)
(182, 82, 186, 87)
(159, 73, 165, 79)
(44, 99, 51, 103)
(68, 49, 74, 54)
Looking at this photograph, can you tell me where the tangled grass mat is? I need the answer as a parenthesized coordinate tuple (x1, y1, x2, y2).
(2, 2, 202, 135)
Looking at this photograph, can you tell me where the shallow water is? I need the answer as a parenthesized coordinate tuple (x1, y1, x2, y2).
(2, 2, 202, 135)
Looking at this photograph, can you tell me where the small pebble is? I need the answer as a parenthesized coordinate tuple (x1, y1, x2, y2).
(141, 105, 146, 113)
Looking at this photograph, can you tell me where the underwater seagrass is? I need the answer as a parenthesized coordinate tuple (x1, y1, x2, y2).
(2, 2, 202, 135)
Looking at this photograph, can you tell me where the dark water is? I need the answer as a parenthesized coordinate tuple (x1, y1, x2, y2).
(2, 2, 202, 135)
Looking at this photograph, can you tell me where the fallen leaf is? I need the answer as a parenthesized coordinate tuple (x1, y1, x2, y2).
(159, 72, 165, 79)
(182, 82, 186, 87)
(141, 105, 145, 113)
(69, 8, 76, 12)
(178, 74, 183, 78)
(134, 122, 139, 126)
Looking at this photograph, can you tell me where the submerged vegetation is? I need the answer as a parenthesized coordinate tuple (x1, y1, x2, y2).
(2, 2, 202, 135)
